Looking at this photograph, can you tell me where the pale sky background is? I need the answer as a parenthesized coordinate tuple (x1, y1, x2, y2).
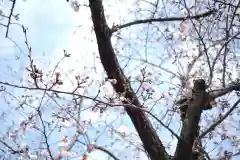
(0, 0, 240, 159)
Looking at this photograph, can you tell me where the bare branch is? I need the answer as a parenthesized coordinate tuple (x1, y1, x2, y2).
(182, 0, 212, 87)
(107, 103, 180, 140)
(37, 108, 54, 160)
(95, 145, 120, 160)
(0, 139, 21, 154)
(111, 10, 216, 33)
(5, 0, 16, 38)
(199, 98, 240, 139)
(0, 79, 179, 139)
(76, 140, 120, 160)
(0, 22, 7, 27)
(209, 81, 240, 99)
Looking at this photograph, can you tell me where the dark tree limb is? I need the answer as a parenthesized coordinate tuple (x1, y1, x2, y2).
(177, 80, 240, 105)
(111, 10, 216, 33)
(173, 79, 208, 160)
(88, 0, 169, 159)
(174, 80, 240, 159)
(209, 81, 240, 99)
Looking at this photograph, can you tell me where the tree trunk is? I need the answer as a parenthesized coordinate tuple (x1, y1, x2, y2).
(88, 0, 169, 159)
(173, 79, 207, 160)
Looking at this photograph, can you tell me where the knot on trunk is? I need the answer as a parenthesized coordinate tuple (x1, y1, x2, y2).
(176, 79, 216, 121)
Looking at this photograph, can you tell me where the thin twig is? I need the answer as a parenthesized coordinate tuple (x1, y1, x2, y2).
(199, 98, 240, 138)
(95, 145, 120, 160)
(0, 80, 180, 139)
(76, 140, 120, 160)
(5, 0, 16, 38)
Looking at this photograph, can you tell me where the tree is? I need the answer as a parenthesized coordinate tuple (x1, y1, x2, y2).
(0, 0, 240, 160)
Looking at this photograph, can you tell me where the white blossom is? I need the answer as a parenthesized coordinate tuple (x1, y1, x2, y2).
(120, 96, 126, 101)
(100, 81, 116, 98)
(29, 154, 37, 160)
(117, 124, 129, 135)
(107, 78, 117, 84)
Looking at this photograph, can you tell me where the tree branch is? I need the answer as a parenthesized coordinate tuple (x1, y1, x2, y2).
(173, 79, 208, 160)
(88, 0, 169, 159)
(199, 98, 240, 139)
(111, 10, 216, 33)
(109, 103, 180, 140)
(209, 81, 240, 99)
(176, 81, 240, 105)
(95, 145, 120, 160)
(5, 0, 16, 38)
(0, 79, 179, 141)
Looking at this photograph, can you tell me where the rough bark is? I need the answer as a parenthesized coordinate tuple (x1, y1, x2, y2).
(88, 0, 169, 159)
(177, 80, 240, 106)
(174, 80, 240, 160)
(173, 79, 208, 160)
(209, 81, 240, 99)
